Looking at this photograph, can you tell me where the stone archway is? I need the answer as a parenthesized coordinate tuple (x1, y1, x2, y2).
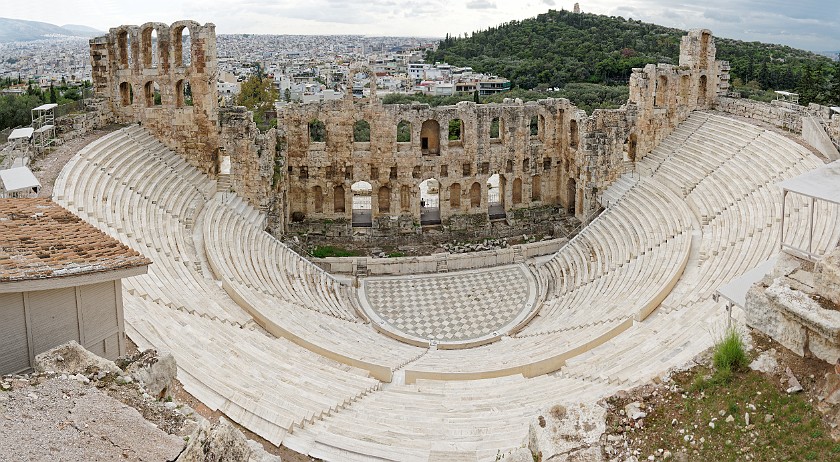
(487, 174, 505, 220)
(351, 181, 373, 227)
(419, 178, 441, 225)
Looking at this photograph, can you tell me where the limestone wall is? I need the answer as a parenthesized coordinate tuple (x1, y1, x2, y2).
(219, 107, 279, 213)
(277, 97, 590, 223)
(315, 238, 565, 276)
(745, 252, 840, 364)
(716, 97, 802, 132)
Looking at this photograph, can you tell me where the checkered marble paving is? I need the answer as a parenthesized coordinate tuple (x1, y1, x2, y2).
(362, 266, 533, 342)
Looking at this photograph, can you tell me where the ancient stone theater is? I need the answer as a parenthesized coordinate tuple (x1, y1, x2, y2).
(41, 19, 840, 460)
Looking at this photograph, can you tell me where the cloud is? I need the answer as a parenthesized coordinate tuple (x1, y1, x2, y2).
(702, 10, 742, 24)
(1, 0, 838, 51)
(466, 0, 497, 9)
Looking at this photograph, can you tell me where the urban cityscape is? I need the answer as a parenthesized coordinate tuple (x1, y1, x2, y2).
(0, 32, 513, 107)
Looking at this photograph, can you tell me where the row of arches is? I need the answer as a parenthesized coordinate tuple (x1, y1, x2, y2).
(307, 117, 580, 151)
(118, 80, 192, 108)
(654, 73, 709, 108)
(116, 24, 192, 70)
(292, 173, 559, 227)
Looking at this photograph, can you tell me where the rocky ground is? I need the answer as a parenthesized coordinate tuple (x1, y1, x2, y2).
(0, 342, 285, 462)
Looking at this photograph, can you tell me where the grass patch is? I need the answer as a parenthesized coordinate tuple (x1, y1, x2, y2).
(608, 332, 838, 462)
(311, 245, 359, 258)
(386, 252, 406, 258)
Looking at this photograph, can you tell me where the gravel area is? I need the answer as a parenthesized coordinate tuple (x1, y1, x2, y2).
(30, 125, 121, 199)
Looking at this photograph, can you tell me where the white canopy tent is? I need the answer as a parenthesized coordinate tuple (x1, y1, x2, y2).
(777, 160, 840, 261)
(0, 166, 41, 198)
(8, 127, 34, 142)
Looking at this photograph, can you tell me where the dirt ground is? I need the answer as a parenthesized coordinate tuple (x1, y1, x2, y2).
(30, 125, 121, 197)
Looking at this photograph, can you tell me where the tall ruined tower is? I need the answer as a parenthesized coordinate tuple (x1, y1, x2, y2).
(89, 21, 221, 173)
(627, 29, 730, 159)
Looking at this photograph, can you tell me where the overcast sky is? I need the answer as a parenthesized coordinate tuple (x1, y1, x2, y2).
(4, 0, 838, 52)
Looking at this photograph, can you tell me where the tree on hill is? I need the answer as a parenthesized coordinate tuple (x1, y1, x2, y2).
(236, 75, 278, 129)
(830, 55, 840, 106)
(0, 94, 45, 130)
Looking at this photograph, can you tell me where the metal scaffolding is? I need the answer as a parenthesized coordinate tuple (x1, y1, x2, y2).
(31, 103, 57, 153)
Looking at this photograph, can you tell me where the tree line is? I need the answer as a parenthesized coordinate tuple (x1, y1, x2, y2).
(0, 79, 90, 131)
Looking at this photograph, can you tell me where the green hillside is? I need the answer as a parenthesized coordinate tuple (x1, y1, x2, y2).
(428, 9, 838, 105)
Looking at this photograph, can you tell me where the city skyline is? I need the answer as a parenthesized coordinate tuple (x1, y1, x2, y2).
(2, 0, 838, 52)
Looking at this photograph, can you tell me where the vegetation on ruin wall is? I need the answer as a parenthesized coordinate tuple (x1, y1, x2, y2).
(382, 84, 629, 114)
(310, 245, 360, 258)
(428, 9, 839, 106)
(237, 73, 278, 131)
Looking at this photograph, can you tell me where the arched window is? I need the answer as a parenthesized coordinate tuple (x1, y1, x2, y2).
(698, 75, 708, 105)
(470, 182, 481, 208)
(529, 115, 539, 137)
(174, 25, 191, 67)
(119, 82, 133, 106)
(570, 120, 579, 149)
(448, 119, 463, 142)
(312, 186, 323, 213)
(175, 80, 192, 107)
(353, 120, 370, 142)
(420, 119, 440, 155)
(141, 27, 157, 69)
(309, 119, 326, 143)
(396, 120, 411, 142)
(333, 185, 346, 213)
(700, 31, 711, 69)
(378, 186, 391, 213)
(522, 158, 529, 172)
(117, 30, 130, 68)
(449, 183, 461, 208)
(490, 117, 500, 140)
(144, 81, 161, 107)
(680, 75, 690, 103)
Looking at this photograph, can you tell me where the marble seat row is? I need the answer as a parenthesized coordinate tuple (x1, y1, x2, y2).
(201, 194, 360, 321)
(123, 295, 381, 447)
(54, 127, 252, 325)
(283, 373, 622, 462)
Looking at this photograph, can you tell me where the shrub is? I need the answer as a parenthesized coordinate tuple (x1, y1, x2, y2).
(713, 328, 748, 375)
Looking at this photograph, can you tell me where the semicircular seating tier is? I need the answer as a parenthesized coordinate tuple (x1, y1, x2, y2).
(52, 111, 840, 461)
